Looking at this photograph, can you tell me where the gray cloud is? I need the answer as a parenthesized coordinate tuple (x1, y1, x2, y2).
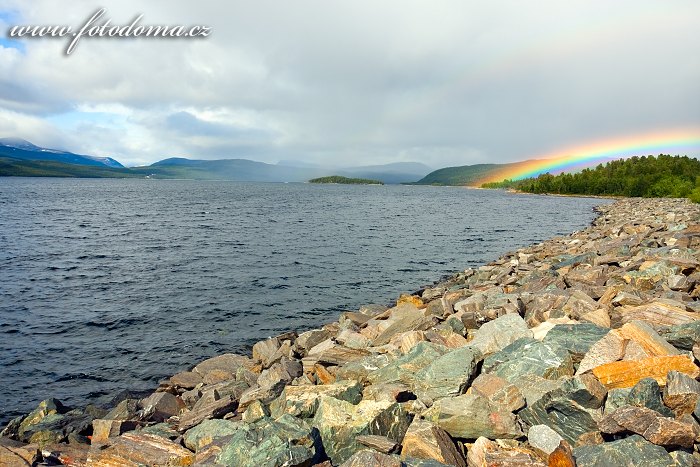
(0, 0, 698, 167)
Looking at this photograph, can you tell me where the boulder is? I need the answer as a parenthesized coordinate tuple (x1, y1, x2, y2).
(576, 330, 626, 375)
(367, 342, 449, 387)
(193, 353, 254, 375)
(627, 378, 674, 417)
(467, 437, 545, 467)
(469, 373, 525, 412)
(270, 380, 363, 418)
(468, 313, 532, 356)
(591, 355, 700, 389)
(542, 323, 610, 363)
(412, 346, 481, 404)
(599, 405, 696, 448)
(183, 419, 243, 452)
(482, 338, 574, 383)
(423, 393, 522, 440)
(312, 396, 411, 464)
(618, 320, 680, 357)
(527, 424, 564, 456)
(400, 418, 465, 467)
(662, 370, 700, 417)
(86, 432, 195, 466)
(339, 449, 402, 467)
(215, 415, 319, 467)
(658, 321, 700, 351)
(141, 392, 185, 422)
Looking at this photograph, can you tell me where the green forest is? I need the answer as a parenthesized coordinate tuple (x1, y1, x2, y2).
(482, 155, 700, 202)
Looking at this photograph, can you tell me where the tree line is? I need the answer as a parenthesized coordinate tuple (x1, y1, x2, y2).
(482, 155, 700, 202)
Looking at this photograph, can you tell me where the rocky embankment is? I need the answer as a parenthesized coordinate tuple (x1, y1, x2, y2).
(3, 198, 700, 466)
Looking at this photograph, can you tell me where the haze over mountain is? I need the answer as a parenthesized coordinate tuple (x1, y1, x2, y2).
(0, 139, 432, 183)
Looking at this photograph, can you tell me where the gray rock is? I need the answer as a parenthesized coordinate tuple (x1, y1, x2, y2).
(527, 424, 564, 456)
(519, 375, 604, 445)
(468, 313, 532, 356)
(663, 370, 700, 416)
(573, 434, 677, 467)
(658, 321, 700, 351)
(412, 346, 481, 404)
(183, 418, 243, 452)
(367, 342, 449, 387)
(627, 377, 674, 417)
(312, 396, 411, 464)
(216, 415, 320, 467)
(482, 338, 574, 383)
(141, 392, 185, 422)
(339, 449, 402, 467)
(269, 380, 362, 419)
(541, 323, 609, 363)
(604, 388, 632, 415)
(423, 393, 522, 440)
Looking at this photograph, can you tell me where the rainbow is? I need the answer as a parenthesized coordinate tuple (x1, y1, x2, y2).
(474, 128, 700, 185)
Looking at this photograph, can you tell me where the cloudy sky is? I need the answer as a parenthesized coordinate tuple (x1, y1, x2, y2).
(0, 1, 698, 167)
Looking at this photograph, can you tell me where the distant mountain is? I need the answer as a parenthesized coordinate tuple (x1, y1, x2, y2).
(413, 163, 514, 186)
(0, 138, 431, 183)
(149, 158, 432, 184)
(0, 138, 124, 168)
(336, 162, 432, 184)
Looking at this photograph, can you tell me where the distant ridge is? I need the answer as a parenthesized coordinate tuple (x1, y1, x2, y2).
(0, 138, 124, 168)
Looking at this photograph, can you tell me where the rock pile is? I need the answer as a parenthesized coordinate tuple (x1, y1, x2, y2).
(3, 197, 700, 466)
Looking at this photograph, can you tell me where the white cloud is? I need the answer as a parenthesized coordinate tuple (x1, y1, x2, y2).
(0, 0, 698, 167)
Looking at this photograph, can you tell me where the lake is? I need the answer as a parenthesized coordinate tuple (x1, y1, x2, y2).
(0, 178, 610, 423)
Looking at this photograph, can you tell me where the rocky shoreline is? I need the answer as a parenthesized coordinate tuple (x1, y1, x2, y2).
(3, 197, 700, 466)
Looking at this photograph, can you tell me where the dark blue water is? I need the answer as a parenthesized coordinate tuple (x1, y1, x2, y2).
(0, 178, 609, 423)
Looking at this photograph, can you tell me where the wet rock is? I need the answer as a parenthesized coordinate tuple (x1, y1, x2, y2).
(312, 396, 411, 464)
(482, 338, 574, 383)
(86, 432, 195, 466)
(183, 418, 242, 452)
(423, 393, 522, 440)
(591, 355, 700, 389)
(400, 418, 465, 467)
(413, 345, 481, 404)
(270, 380, 362, 419)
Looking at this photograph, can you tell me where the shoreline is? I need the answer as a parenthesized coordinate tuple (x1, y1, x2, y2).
(3, 197, 700, 466)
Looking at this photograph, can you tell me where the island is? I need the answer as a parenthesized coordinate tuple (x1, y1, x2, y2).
(308, 175, 384, 185)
